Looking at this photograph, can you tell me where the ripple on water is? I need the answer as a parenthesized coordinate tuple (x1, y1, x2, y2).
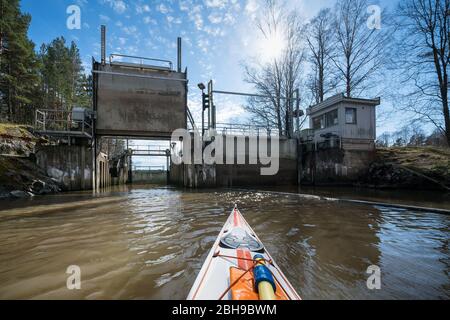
(0, 186, 448, 299)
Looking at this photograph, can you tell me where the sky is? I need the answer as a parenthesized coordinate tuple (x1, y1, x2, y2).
(21, 0, 399, 168)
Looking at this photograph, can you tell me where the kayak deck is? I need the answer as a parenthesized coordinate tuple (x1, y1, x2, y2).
(187, 206, 301, 300)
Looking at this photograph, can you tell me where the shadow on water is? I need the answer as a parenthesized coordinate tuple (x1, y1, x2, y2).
(0, 185, 448, 299)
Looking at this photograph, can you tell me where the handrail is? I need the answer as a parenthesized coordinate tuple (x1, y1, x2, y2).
(215, 123, 279, 136)
(34, 108, 93, 137)
(129, 145, 169, 151)
(109, 54, 173, 70)
(132, 165, 166, 171)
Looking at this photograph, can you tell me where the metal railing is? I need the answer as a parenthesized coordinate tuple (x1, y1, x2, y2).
(129, 145, 169, 152)
(214, 123, 279, 137)
(187, 106, 199, 134)
(109, 54, 173, 70)
(34, 109, 93, 138)
(132, 165, 166, 171)
(129, 145, 170, 156)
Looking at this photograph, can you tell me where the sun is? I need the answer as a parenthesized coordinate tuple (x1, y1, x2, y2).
(259, 33, 285, 62)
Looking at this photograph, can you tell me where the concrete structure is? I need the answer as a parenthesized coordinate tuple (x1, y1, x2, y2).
(93, 58, 187, 138)
(300, 94, 380, 185)
(306, 94, 380, 151)
(36, 143, 92, 191)
(170, 135, 298, 187)
(35, 142, 116, 191)
(132, 170, 167, 184)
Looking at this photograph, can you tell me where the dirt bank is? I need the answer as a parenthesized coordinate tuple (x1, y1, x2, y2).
(0, 124, 61, 199)
(359, 147, 450, 190)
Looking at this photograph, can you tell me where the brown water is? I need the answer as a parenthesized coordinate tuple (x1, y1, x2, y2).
(0, 185, 448, 299)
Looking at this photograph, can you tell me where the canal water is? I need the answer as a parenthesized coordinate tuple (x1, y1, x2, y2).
(0, 185, 448, 299)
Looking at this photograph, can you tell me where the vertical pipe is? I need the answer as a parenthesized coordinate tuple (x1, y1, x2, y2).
(177, 37, 182, 72)
(207, 85, 211, 131)
(201, 92, 205, 137)
(295, 88, 300, 134)
(208, 80, 215, 130)
(101, 25, 106, 65)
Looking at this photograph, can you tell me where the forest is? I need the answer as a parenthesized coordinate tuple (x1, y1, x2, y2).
(0, 0, 91, 125)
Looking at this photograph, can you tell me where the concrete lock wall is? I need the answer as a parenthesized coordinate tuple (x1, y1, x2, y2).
(36, 144, 92, 191)
(132, 170, 167, 184)
(299, 145, 375, 185)
(170, 137, 298, 187)
(216, 137, 297, 187)
(36, 145, 123, 191)
(95, 64, 187, 138)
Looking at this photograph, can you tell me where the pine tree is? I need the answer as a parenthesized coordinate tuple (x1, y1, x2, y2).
(0, 0, 40, 124)
(39, 37, 90, 113)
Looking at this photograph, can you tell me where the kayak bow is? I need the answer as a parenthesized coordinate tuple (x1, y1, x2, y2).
(187, 206, 301, 300)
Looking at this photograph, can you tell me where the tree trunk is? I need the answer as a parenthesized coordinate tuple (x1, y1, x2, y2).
(346, 63, 351, 97)
(441, 88, 450, 146)
(319, 62, 324, 102)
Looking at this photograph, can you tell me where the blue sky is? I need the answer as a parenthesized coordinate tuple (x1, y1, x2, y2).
(21, 0, 400, 167)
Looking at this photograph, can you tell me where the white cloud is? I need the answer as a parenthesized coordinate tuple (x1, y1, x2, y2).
(216, 99, 246, 123)
(188, 5, 204, 30)
(99, 14, 111, 22)
(157, 3, 170, 14)
(76, 0, 88, 7)
(223, 12, 236, 25)
(136, 4, 151, 14)
(167, 16, 182, 24)
(103, 0, 127, 14)
(122, 25, 137, 35)
(179, 0, 191, 11)
(143, 16, 157, 25)
(245, 0, 259, 13)
(208, 12, 223, 24)
(197, 38, 210, 53)
(205, 0, 228, 8)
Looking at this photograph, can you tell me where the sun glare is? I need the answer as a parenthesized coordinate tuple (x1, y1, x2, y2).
(259, 33, 285, 62)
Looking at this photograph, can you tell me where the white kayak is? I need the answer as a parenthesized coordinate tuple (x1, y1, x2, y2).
(187, 206, 301, 300)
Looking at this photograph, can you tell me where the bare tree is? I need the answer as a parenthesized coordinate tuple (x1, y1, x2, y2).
(376, 132, 391, 147)
(305, 8, 337, 104)
(332, 0, 388, 97)
(243, 0, 305, 138)
(393, 0, 450, 147)
(426, 128, 448, 146)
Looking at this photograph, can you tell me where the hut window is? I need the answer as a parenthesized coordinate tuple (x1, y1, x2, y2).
(345, 108, 357, 124)
(325, 109, 338, 127)
(313, 116, 324, 129)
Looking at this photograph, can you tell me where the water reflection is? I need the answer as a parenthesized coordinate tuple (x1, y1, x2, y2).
(0, 185, 448, 299)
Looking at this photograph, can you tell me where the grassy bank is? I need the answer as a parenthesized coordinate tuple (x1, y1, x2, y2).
(362, 147, 450, 190)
